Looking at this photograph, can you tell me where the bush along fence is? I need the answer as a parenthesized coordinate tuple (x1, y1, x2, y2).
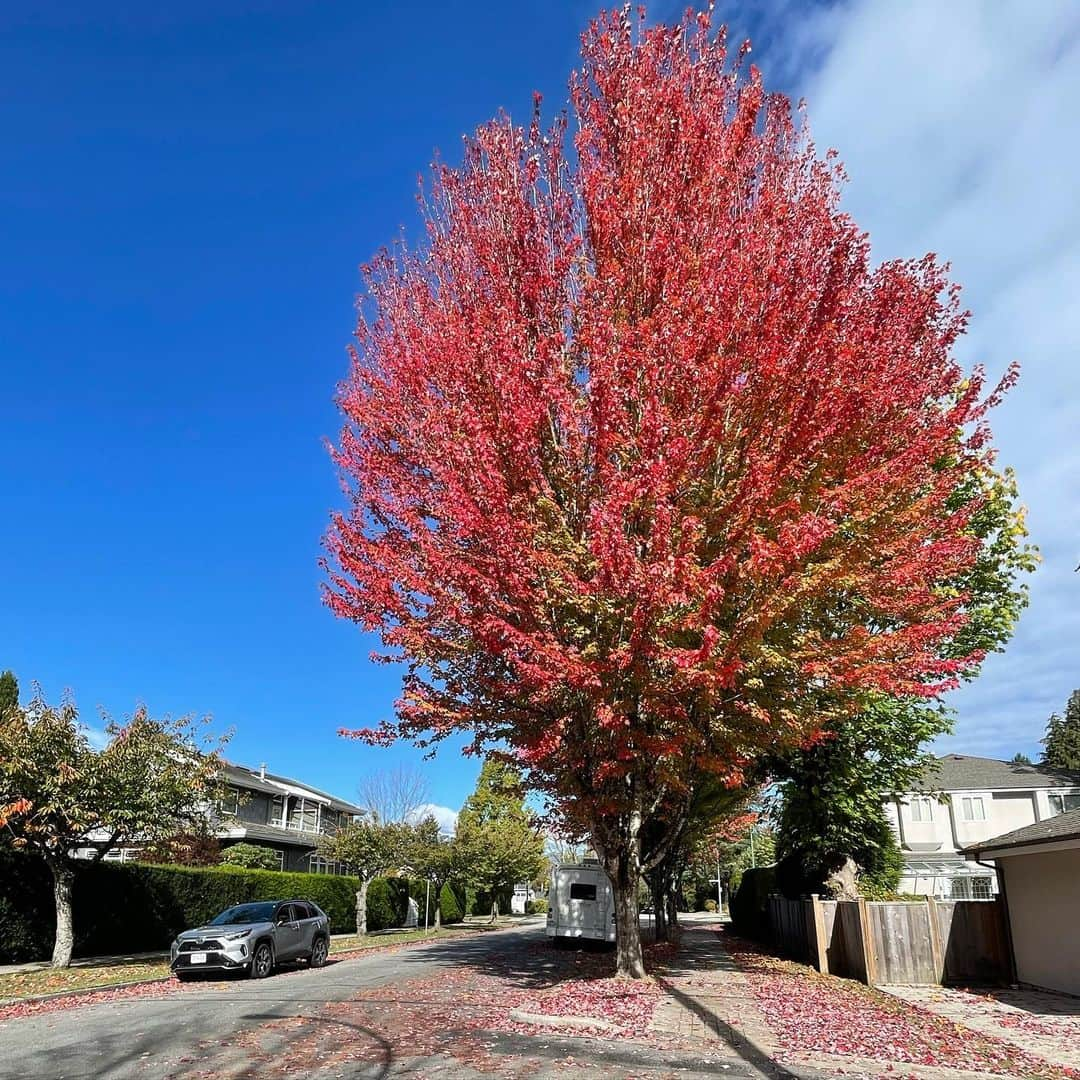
(0, 851, 465, 964)
(763, 892, 1013, 987)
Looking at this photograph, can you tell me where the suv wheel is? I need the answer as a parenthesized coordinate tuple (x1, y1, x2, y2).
(249, 941, 274, 979)
(309, 936, 329, 968)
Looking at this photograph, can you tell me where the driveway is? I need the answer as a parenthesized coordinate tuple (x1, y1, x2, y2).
(0, 922, 786, 1080)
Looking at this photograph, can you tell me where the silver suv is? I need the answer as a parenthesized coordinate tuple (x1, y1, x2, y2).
(170, 899, 330, 980)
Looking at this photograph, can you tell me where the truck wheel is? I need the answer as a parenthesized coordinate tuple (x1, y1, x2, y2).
(249, 941, 274, 979)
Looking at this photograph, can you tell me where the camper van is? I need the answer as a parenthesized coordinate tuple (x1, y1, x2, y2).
(545, 860, 616, 943)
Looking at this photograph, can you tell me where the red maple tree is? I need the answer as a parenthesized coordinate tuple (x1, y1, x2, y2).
(324, 10, 1014, 976)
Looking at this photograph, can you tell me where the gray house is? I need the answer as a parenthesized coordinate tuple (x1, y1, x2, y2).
(96, 761, 365, 873)
(214, 762, 365, 873)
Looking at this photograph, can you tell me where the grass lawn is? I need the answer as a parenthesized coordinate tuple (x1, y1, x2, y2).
(0, 927, 474, 1004)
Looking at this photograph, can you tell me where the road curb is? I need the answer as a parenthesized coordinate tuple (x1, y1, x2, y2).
(0, 975, 175, 1009)
(508, 1008, 620, 1033)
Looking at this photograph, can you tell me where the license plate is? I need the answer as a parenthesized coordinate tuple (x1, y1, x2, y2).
(189, 952, 207, 964)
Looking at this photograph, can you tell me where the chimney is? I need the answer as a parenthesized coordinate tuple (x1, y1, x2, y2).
(259, 763, 267, 780)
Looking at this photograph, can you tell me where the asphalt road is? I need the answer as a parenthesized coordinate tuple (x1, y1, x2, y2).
(0, 922, 802, 1079)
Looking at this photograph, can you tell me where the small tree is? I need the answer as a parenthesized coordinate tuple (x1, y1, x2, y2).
(319, 817, 409, 935)
(406, 815, 457, 930)
(455, 761, 544, 920)
(220, 842, 280, 870)
(1010, 752, 1033, 766)
(0, 689, 225, 967)
(1042, 690, 1080, 772)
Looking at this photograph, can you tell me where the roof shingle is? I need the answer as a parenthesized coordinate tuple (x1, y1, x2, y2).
(920, 754, 1080, 792)
(965, 806, 1080, 855)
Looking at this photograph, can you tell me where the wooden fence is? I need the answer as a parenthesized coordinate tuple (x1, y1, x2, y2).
(766, 894, 1011, 986)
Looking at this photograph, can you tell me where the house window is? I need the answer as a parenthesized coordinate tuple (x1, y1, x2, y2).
(1049, 793, 1080, 817)
(909, 797, 934, 822)
(960, 796, 986, 821)
(309, 854, 342, 875)
(287, 797, 319, 833)
(971, 877, 993, 899)
(271, 848, 285, 871)
(218, 786, 242, 817)
(270, 795, 286, 828)
(569, 883, 597, 901)
(949, 877, 971, 899)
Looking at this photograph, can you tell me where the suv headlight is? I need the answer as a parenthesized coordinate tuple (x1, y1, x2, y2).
(224, 929, 253, 941)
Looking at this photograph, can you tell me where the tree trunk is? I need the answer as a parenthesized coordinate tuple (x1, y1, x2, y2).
(434, 886, 442, 931)
(356, 877, 369, 936)
(50, 861, 76, 968)
(489, 897, 498, 924)
(608, 851, 646, 979)
(649, 868, 668, 943)
(666, 884, 679, 932)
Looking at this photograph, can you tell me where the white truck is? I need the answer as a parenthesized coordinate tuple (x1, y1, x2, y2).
(545, 860, 616, 943)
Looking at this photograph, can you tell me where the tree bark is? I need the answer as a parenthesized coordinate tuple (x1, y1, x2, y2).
(434, 885, 442, 931)
(50, 861, 76, 969)
(356, 877, 369, 936)
(489, 897, 498, 924)
(607, 850, 646, 979)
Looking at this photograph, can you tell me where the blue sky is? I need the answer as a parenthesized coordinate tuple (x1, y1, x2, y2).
(3, 2, 1078, 825)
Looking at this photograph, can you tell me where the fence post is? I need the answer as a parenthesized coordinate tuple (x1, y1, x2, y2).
(810, 894, 829, 974)
(926, 895, 945, 983)
(857, 896, 878, 986)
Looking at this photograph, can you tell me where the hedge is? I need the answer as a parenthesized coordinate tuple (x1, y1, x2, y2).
(729, 864, 776, 942)
(0, 849, 475, 963)
(0, 850, 368, 963)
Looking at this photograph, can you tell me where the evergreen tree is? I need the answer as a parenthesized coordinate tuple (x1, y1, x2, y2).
(0, 671, 18, 716)
(1010, 753, 1033, 765)
(1042, 690, 1080, 772)
(455, 760, 544, 919)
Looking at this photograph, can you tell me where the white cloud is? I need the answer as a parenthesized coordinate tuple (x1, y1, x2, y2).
(408, 803, 458, 835)
(795, 0, 1080, 756)
(84, 726, 110, 751)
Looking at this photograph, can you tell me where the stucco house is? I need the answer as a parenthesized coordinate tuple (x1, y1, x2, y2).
(966, 807, 1080, 996)
(884, 754, 1080, 899)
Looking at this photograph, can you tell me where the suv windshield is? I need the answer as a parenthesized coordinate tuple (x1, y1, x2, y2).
(209, 902, 278, 926)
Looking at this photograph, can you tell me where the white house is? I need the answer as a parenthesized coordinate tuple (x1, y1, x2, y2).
(966, 807, 1080, 996)
(885, 755, 1080, 899)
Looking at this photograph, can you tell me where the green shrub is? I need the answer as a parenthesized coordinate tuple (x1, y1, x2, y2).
(525, 898, 548, 915)
(703, 898, 718, 912)
(219, 843, 281, 871)
(365, 877, 411, 931)
(0, 851, 365, 962)
(730, 865, 776, 941)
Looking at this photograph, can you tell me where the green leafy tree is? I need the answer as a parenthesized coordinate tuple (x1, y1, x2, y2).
(219, 842, 280, 871)
(1010, 752, 1033, 765)
(1042, 690, 1080, 772)
(406, 815, 458, 930)
(0, 671, 18, 717)
(318, 817, 410, 935)
(455, 760, 544, 920)
(0, 689, 226, 967)
(775, 465, 1037, 897)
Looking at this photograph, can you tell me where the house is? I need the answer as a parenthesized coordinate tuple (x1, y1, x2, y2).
(966, 806, 1080, 996)
(97, 761, 365, 874)
(212, 762, 366, 873)
(885, 754, 1080, 899)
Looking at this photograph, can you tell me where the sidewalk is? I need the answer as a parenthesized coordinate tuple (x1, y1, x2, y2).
(884, 984, 1080, 1075)
(648, 922, 1080, 1080)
